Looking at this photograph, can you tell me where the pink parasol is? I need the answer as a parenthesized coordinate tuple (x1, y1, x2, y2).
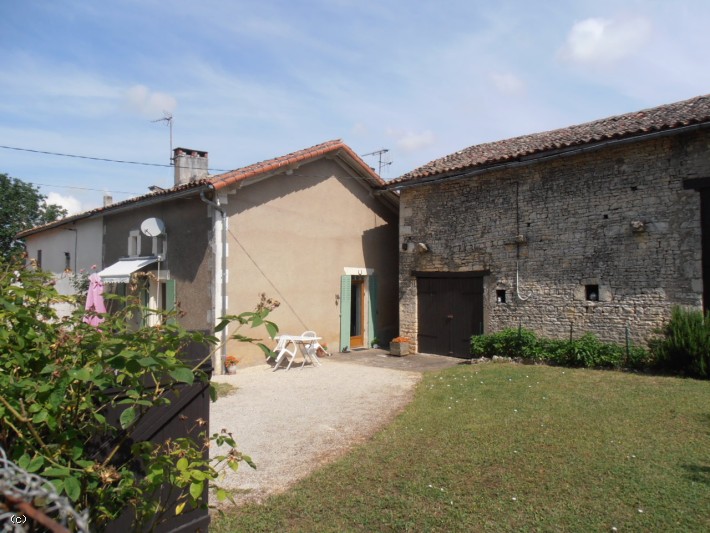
(83, 273, 106, 326)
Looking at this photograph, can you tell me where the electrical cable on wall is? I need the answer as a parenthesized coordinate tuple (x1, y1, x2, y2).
(515, 181, 532, 301)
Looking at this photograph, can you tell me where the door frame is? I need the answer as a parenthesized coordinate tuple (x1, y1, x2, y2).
(340, 269, 377, 352)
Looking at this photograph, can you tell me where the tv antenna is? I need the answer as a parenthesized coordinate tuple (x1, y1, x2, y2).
(151, 112, 174, 165)
(362, 148, 392, 176)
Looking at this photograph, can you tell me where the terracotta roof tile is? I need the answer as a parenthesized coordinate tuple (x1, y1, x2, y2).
(391, 93, 710, 185)
(17, 140, 385, 238)
(15, 179, 210, 238)
(209, 139, 384, 189)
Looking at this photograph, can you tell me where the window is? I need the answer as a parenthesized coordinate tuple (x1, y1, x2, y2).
(585, 285, 599, 302)
(141, 277, 176, 327)
(64, 252, 71, 271)
(496, 289, 507, 304)
(152, 235, 167, 259)
(128, 230, 141, 257)
(36, 250, 42, 269)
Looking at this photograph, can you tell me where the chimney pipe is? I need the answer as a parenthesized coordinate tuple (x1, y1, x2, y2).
(103, 194, 113, 207)
(174, 147, 209, 186)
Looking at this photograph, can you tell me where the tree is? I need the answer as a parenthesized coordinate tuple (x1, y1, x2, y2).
(0, 173, 67, 259)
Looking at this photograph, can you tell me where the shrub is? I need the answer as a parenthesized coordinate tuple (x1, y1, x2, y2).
(0, 258, 278, 529)
(471, 328, 653, 371)
(552, 334, 625, 368)
(470, 328, 543, 360)
(649, 306, 710, 378)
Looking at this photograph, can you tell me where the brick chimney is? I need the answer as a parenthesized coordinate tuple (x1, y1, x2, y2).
(173, 148, 209, 186)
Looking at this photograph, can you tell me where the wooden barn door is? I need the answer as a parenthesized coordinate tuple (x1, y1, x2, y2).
(417, 274, 484, 357)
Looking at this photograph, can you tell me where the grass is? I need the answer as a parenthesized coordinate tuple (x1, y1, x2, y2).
(211, 381, 237, 399)
(211, 363, 710, 532)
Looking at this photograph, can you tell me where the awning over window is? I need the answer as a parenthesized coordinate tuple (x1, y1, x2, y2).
(97, 256, 159, 283)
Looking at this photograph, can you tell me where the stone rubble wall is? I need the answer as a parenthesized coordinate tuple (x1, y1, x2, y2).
(399, 132, 709, 351)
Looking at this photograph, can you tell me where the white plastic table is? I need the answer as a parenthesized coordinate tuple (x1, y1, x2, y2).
(272, 335, 323, 371)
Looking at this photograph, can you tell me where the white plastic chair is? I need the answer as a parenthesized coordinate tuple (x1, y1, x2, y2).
(272, 335, 299, 371)
(303, 331, 330, 358)
(301, 331, 322, 367)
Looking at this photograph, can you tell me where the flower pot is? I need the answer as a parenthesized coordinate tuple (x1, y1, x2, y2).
(390, 342, 410, 356)
(226, 366, 237, 374)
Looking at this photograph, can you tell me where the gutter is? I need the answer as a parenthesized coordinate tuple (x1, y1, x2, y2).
(387, 121, 710, 191)
(200, 187, 228, 375)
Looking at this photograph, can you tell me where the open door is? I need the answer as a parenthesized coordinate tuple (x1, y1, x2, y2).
(340, 274, 377, 351)
(350, 277, 365, 348)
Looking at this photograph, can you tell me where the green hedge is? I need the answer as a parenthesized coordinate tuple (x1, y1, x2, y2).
(470, 328, 652, 370)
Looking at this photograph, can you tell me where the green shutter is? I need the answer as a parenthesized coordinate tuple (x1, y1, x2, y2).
(165, 279, 177, 325)
(340, 275, 351, 352)
(140, 284, 149, 327)
(367, 275, 378, 347)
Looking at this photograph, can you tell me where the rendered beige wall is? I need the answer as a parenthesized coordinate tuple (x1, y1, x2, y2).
(222, 158, 398, 366)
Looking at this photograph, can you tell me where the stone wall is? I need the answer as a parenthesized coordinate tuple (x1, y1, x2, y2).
(399, 131, 709, 351)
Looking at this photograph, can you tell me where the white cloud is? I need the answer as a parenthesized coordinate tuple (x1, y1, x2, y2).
(124, 85, 177, 117)
(559, 16, 652, 66)
(489, 72, 526, 96)
(46, 192, 82, 216)
(386, 128, 436, 153)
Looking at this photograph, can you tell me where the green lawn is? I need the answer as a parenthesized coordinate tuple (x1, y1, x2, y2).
(211, 363, 710, 532)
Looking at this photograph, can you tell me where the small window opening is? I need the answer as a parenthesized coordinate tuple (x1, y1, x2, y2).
(496, 289, 507, 304)
(603, 214, 609, 220)
(585, 284, 599, 301)
(36, 250, 42, 269)
(64, 252, 71, 271)
(630, 186, 638, 192)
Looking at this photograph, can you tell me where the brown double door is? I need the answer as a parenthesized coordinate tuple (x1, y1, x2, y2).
(417, 274, 484, 357)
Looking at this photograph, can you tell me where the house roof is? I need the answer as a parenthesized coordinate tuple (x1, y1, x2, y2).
(16, 139, 390, 239)
(389, 93, 710, 187)
(15, 178, 210, 238)
(210, 139, 385, 190)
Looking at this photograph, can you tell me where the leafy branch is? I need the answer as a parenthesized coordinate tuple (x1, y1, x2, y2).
(0, 258, 278, 530)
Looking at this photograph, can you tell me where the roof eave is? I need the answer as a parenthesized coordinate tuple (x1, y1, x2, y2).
(16, 182, 211, 239)
(387, 120, 710, 190)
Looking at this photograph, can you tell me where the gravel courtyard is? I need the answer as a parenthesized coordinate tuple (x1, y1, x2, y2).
(209, 352, 459, 506)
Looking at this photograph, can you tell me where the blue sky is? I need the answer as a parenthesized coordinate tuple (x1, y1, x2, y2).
(1, 0, 709, 214)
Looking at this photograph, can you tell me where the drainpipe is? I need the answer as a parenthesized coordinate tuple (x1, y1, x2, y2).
(200, 188, 228, 375)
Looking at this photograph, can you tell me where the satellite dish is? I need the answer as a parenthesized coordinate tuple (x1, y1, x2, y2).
(140, 217, 166, 237)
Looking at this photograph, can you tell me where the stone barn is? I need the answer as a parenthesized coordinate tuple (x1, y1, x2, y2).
(387, 94, 710, 357)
